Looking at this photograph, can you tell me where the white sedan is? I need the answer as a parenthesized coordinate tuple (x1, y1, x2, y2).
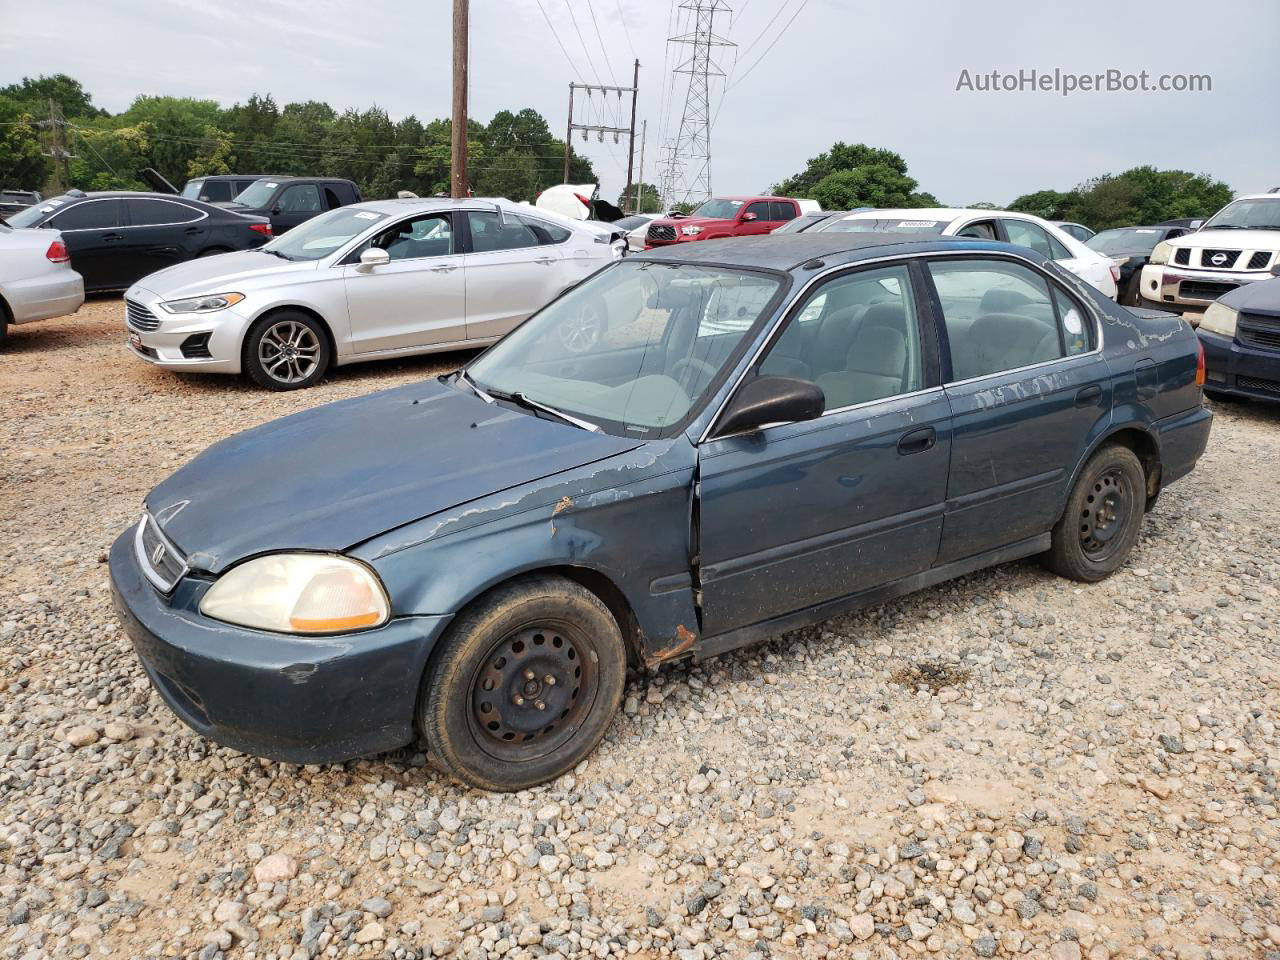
(124, 198, 624, 390)
(0, 219, 84, 348)
(812, 208, 1118, 299)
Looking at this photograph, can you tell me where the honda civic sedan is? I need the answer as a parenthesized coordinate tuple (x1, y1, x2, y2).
(124, 198, 623, 390)
(110, 233, 1212, 791)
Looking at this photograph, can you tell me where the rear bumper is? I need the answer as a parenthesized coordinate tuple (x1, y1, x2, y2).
(6, 271, 84, 324)
(1198, 328, 1280, 401)
(109, 527, 450, 764)
(1153, 403, 1213, 488)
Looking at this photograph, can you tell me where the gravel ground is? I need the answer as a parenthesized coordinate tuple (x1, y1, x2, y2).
(2, 299, 1279, 960)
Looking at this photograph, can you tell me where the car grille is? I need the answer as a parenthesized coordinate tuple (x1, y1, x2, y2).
(1236, 375, 1280, 396)
(1173, 248, 1191, 266)
(1198, 249, 1240, 269)
(135, 514, 188, 593)
(125, 298, 161, 332)
(1247, 251, 1273, 270)
(647, 224, 676, 244)
(1178, 279, 1236, 301)
(1238, 313, 1280, 352)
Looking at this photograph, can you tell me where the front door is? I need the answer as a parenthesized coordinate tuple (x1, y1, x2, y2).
(923, 254, 1111, 564)
(697, 262, 952, 637)
(737, 200, 779, 236)
(272, 183, 324, 233)
(461, 210, 564, 340)
(120, 198, 209, 282)
(343, 211, 467, 354)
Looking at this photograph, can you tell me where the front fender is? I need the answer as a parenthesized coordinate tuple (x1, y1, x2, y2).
(352, 440, 702, 666)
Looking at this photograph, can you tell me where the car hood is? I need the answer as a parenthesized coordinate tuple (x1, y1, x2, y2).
(650, 215, 728, 229)
(1220, 275, 1280, 315)
(146, 379, 644, 573)
(128, 250, 318, 299)
(1170, 228, 1280, 250)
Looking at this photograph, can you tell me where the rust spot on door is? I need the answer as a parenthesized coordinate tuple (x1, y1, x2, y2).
(644, 623, 697, 668)
(550, 496, 574, 537)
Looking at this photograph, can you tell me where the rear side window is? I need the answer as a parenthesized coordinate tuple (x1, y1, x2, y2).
(1003, 219, 1071, 261)
(518, 214, 570, 244)
(928, 258, 1065, 381)
(127, 199, 203, 225)
(50, 200, 125, 230)
(466, 211, 552, 251)
(770, 201, 797, 221)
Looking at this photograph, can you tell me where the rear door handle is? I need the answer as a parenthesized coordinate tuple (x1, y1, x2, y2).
(1075, 384, 1103, 407)
(102, 232, 121, 242)
(534, 257, 556, 265)
(431, 264, 457, 273)
(184, 226, 200, 235)
(897, 426, 936, 456)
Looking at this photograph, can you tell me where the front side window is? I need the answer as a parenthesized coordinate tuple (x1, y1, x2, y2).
(127, 198, 202, 226)
(759, 265, 923, 409)
(181, 180, 204, 199)
(278, 184, 322, 213)
(467, 260, 783, 436)
(744, 201, 772, 220)
(261, 207, 387, 261)
(371, 213, 454, 260)
(50, 200, 125, 230)
(929, 259, 1066, 381)
(199, 181, 233, 203)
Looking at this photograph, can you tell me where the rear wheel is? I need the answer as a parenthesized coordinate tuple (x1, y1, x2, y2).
(1042, 444, 1146, 582)
(243, 311, 329, 391)
(0, 300, 9, 351)
(1123, 273, 1143, 307)
(420, 575, 626, 791)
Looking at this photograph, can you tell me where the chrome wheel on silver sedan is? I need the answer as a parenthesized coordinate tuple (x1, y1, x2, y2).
(244, 312, 330, 391)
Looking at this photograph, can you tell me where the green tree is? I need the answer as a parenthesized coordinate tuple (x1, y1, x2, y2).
(1008, 189, 1080, 221)
(773, 143, 912, 197)
(0, 98, 47, 188)
(619, 182, 661, 213)
(809, 166, 938, 211)
(0, 73, 102, 119)
(1010, 168, 1232, 230)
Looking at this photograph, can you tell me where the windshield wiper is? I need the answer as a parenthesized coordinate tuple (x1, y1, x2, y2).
(486, 387, 600, 432)
(457, 369, 493, 403)
(259, 248, 292, 260)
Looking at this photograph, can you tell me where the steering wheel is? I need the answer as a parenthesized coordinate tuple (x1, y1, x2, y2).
(671, 357, 718, 393)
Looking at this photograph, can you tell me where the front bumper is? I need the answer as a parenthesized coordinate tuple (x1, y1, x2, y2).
(109, 527, 451, 764)
(123, 288, 250, 374)
(1139, 263, 1270, 311)
(1197, 328, 1280, 402)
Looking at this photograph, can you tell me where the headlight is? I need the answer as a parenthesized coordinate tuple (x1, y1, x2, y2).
(1199, 301, 1238, 338)
(680, 225, 703, 236)
(161, 292, 245, 314)
(199, 554, 390, 634)
(1149, 242, 1172, 266)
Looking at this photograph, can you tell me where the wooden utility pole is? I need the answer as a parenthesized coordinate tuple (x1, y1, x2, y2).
(633, 120, 647, 213)
(562, 84, 575, 184)
(450, 0, 469, 198)
(46, 99, 70, 195)
(622, 59, 640, 213)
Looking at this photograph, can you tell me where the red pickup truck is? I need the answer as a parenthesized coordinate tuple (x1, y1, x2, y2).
(645, 196, 803, 248)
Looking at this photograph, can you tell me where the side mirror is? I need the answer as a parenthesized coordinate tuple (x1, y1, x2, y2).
(357, 247, 390, 271)
(1271, 262, 1280, 277)
(270, 206, 282, 216)
(712, 376, 824, 438)
(741, 212, 758, 222)
(1189, 220, 1204, 230)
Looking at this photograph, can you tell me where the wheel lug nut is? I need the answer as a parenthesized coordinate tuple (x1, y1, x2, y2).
(513, 695, 524, 706)
(544, 675, 556, 686)
(524, 669, 536, 681)
(535, 700, 546, 711)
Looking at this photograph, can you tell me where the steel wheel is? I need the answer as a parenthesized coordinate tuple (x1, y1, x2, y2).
(467, 621, 599, 764)
(258, 320, 321, 385)
(1079, 467, 1131, 561)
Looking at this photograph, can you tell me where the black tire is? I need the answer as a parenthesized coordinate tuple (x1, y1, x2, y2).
(1123, 273, 1143, 307)
(197, 247, 230, 258)
(420, 575, 626, 792)
(0, 300, 9, 351)
(242, 311, 330, 391)
(1042, 444, 1146, 582)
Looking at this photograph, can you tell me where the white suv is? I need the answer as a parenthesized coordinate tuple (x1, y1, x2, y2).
(1139, 190, 1280, 313)
(124, 198, 623, 390)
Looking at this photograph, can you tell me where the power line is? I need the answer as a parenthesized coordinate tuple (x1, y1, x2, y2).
(735, 0, 789, 60)
(535, 0, 587, 84)
(615, 0, 637, 60)
(585, 0, 619, 86)
(727, 0, 809, 91)
(563, 0, 606, 87)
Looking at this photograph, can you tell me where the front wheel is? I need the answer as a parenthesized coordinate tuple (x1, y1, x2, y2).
(243, 311, 329, 391)
(420, 575, 626, 791)
(1042, 444, 1146, 582)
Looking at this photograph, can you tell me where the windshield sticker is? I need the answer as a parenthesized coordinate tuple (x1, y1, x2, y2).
(1135, 229, 1158, 234)
(897, 220, 937, 228)
(263, 182, 278, 188)
(353, 211, 380, 220)
(39, 206, 55, 213)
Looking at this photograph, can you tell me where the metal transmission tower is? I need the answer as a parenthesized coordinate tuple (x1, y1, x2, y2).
(668, 0, 734, 206)
(655, 142, 682, 212)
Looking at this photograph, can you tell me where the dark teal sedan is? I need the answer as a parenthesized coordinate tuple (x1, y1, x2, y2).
(110, 233, 1212, 791)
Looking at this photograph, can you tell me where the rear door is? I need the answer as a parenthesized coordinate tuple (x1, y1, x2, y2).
(697, 261, 952, 636)
(47, 198, 127, 291)
(924, 254, 1110, 564)
(343, 211, 466, 354)
(120, 198, 209, 280)
(461, 210, 566, 340)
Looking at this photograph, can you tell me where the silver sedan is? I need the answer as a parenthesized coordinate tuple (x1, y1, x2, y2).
(123, 198, 624, 390)
(0, 220, 84, 348)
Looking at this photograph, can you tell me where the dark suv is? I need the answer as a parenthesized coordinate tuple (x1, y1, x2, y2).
(225, 177, 362, 233)
(181, 175, 277, 204)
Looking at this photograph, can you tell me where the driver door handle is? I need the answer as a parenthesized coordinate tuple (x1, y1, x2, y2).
(431, 264, 457, 273)
(534, 257, 556, 265)
(897, 426, 936, 456)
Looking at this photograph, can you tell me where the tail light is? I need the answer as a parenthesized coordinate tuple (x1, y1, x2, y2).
(574, 193, 593, 210)
(1109, 263, 1121, 284)
(249, 223, 272, 238)
(46, 240, 70, 263)
(1195, 338, 1206, 388)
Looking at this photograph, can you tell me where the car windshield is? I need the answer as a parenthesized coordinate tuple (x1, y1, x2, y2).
(2, 202, 52, 228)
(1087, 228, 1165, 255)
(181, 180, 204, 199)
(467, 260, 783, 436)
(690, 198, 745, 219)
(232, 179, 280, 208)
(816, 216, 948, 234)
(259, 207, 386, 261)
(1202, 198, 1280, 231)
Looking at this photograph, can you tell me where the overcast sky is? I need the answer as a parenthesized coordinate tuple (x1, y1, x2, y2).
(4, 0, 1277, 205)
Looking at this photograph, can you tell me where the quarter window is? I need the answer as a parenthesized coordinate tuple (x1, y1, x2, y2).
(371, 213, 454, 260)
(127, 198, 203, 225)
(50, 199, 125, 230)
(928, 259, 1065, 381)
(759, 264, 923, 409)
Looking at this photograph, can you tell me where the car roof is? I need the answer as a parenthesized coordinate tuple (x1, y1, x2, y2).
(189, 173, 277, 180)
(631, 232, 1028, 272)
(346, 197, 585, 218)
(1234, 191, 1280, 201)
(51, 191, 210, 201)
(837, 207, 1026, 222)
